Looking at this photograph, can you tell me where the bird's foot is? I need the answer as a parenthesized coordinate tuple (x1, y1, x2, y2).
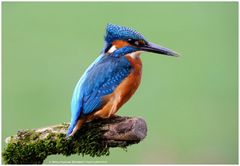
(109, 114, 120, 118)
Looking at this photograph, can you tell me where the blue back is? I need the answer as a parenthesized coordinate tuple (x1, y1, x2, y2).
(80, 55, 131, 115)
(67, 24, 142, 137)
(67, 52, 132, 136)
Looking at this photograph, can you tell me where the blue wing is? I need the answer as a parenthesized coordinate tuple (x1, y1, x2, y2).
(67, 54, 131, 136)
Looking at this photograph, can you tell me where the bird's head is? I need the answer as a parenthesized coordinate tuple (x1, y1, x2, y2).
(103, 23, 179, 57)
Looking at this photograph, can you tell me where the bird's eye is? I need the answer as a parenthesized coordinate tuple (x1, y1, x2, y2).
(127, 38, 138, 45)
(127, 38, 133, 43)
(127, 38, 145, 47)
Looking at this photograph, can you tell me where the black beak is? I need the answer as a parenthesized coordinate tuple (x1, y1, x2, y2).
(140, 42, 179, 57)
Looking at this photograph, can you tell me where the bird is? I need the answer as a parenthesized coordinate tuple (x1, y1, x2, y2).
(67, 23, 179, 137)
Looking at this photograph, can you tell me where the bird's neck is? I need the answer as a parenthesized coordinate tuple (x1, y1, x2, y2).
(125, 51, 142, 74)
(126, 51, 143, 59)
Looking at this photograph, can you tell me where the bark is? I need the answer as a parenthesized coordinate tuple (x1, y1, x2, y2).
(3, 116, 147, 164)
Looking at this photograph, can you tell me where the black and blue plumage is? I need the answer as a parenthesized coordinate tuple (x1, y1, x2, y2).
(67, 24, 178, 137)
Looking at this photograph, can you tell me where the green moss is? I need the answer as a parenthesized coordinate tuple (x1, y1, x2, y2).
(2, 120, 110, 164)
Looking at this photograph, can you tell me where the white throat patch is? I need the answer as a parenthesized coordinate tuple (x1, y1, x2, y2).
(108, 45, 117, 54)
(128, 51, 143, 59)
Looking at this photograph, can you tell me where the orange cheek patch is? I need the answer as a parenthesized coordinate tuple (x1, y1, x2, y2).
(112, 40, 130, 49)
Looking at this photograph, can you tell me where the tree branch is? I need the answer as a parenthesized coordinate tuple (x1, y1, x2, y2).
(3, 116, 147, 164)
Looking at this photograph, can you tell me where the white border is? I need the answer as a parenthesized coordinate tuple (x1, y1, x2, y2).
(0, 1, 239, 166)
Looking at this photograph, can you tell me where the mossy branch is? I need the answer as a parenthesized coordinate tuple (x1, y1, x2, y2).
(3, 116, 147, 164)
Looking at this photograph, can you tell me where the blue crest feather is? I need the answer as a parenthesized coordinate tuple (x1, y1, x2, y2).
(105, 23, 146, 43)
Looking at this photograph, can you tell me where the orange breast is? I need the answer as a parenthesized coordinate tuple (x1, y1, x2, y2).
(88, 52, 143, 119)
(110, 51, 142, 111)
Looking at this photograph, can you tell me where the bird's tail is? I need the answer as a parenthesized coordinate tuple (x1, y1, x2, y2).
(67, 107, 81, 137)
(66, 118, 78, 137)
(67, 118, 86, 137)
(67, 92, 83, 137)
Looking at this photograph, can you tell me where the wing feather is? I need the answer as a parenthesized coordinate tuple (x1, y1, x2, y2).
(67, 54, 131, 136)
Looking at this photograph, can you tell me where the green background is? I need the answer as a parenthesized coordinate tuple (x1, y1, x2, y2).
(2, 2, 238, 164)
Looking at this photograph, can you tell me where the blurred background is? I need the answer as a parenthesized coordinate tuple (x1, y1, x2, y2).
(2, 2, 238, 164)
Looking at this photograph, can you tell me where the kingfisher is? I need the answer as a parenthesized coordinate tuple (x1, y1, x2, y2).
(67, 24, 178, 137)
